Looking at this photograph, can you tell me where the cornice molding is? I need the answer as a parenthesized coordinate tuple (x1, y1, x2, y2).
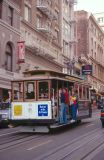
(0, 19, 20, 36)
(4, 0, 20, 13)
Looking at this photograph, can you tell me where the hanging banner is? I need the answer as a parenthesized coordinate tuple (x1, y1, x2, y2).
(17, 41, 25, 63)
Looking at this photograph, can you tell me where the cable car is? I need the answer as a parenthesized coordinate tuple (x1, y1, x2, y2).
(9, 70, 92, 132)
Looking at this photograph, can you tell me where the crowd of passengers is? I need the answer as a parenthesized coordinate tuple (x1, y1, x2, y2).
(52, 88, 78, 124)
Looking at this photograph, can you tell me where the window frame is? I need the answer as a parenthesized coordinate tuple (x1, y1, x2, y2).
(8, 6, 13, 26)
(24, 4, 31, 22)
(24, 81, 36, 101)
(12, 81, 23, 102)
(5, 43, 12, 72)
(37, 80, 50, 101)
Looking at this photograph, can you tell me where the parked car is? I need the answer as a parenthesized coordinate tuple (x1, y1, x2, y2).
(0, 102, 10, 128)
(100, 107, 104, 127)
(97, 98, 103, 109)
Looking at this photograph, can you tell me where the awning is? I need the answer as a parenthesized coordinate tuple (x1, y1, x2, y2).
(0, 79, 11, 89)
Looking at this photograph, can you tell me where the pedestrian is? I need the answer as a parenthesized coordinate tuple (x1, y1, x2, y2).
(70, 90, 78, 122)
(59, 88, 67, 124)
(101, 97, 104, 109)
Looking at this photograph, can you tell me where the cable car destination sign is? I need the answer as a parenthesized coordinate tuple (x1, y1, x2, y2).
(82, 65, 92, 75)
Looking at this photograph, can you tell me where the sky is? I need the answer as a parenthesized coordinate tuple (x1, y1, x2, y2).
(77, 0, 104, 13)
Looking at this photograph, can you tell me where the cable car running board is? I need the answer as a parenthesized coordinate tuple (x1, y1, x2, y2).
(20, 126, 50, 133)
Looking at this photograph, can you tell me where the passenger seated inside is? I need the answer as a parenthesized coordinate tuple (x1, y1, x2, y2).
(14, 91, 19, 100)
(26, 91, 35, 99)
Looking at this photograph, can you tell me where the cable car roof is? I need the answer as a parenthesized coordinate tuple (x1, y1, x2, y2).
(23, 69, 82, 80)
(12, 69, 90, 86)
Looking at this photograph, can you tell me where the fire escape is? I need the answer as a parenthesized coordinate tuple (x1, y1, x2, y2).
(36, 0, 58, 38)
(35, 0, 59, 60)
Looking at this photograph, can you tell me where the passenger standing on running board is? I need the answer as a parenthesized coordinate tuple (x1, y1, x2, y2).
(59, 88, 67, 124)
(70, 90, 78, 123)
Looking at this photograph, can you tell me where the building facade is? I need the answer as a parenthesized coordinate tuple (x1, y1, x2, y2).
(62, 0, 77, 74)
(0, 0, 76, 100)
(76, 10, 104, 93)
(94, 12, 104, 31)
(19, 0, 76, 74)
(0, 0, 20, 100)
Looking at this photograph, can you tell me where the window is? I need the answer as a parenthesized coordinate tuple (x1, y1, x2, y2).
(55, 29, 59, 39)
(24, 5, 31, 22)
(63, 21, 70, 38)
(95, 52, 96, 59)
(5, 43, 12, 71)
(97, 17, 104, 23)
(63, 41, 69, 56)
(63, 0, 68, 16)
(0, 1, 2, 19)
(95, 42, 96, 49)
(91, 37, 93, 46)
(8, 6, 13, 26)
(83, 87, 86, 99)
(55, 10, 59, 19)
(95, 65, 96, 74)
(24, 81, 36, 100)
(74, 83, 78, 93)
(37, 16, 42, 28)
(12, 82, 23, 101)
(91, 49, 93, 57)
(37, 81, 50, 100)
(79, 85, 82, 99)
(87, 87, 89, 99)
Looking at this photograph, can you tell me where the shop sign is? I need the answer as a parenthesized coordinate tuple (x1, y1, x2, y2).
(82, 65, 92, 75)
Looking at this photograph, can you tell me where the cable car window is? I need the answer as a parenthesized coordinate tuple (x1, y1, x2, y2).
(12, 82, 23, 101)
(74, 83, 78, 90)
(38, 81, 50, 100)
(87, 87, 89, 99)
(83, 86, 86, 99)
(74, 83, 78, 95)
(79, 85, 82, 99)
(25, 81, 35, 100)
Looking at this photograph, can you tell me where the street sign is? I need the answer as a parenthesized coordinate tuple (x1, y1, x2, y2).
(38, 104, 48, 116)
(82, 65, 92, 75)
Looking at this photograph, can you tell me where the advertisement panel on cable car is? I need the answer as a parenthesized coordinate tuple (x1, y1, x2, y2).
(11, 101, 52, 120)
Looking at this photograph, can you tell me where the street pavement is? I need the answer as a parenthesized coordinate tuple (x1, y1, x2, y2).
(0, 109, 104, 160)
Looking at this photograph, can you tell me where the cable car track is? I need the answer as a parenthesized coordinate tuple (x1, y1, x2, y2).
(0, 133, 33, 145)
(35, 128, 104, 160)
(0, 121, 92, 152)
(0, 132, 47, 152)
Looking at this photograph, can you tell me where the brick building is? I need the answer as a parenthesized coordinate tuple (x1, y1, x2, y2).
(19, 0, 76, 73)
(76, 10, 104, 93)
(0, 0, 21, 100)
(0, 0, 76, 100)
(94, 12, 104, 31)
(62, 0, 77, 74)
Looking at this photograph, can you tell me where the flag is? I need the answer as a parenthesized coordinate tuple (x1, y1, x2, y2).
(17, 41, 25, 63)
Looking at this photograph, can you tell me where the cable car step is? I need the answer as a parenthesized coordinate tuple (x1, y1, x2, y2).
(20, 126, 49, 133)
